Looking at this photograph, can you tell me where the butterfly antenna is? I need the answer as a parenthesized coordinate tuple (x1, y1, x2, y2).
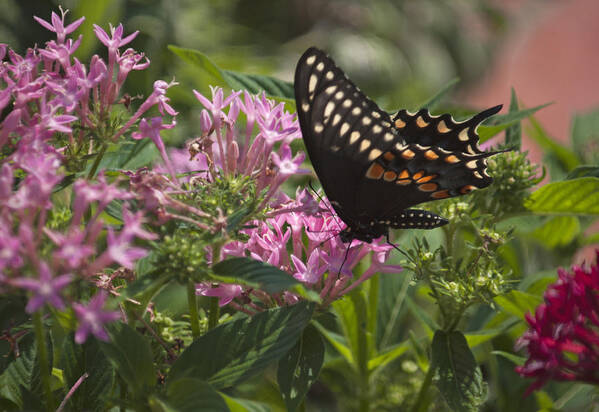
(385, 233, 409, 259)
(308, 180, 344, 232)
(337, 241, 352, 279)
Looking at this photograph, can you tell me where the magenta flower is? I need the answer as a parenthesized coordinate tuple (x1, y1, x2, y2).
(516, 251, 599, 395)
(93, 23, 139, 54)
(12, 262, 72, 313)
(73, 291, 120, 343)
(196, 283, 243, 306)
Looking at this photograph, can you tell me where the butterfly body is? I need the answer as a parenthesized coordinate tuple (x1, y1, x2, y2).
(294, 47, 502, 243)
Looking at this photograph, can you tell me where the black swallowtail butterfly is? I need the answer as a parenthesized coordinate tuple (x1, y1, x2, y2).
(294, 47, 504, 244)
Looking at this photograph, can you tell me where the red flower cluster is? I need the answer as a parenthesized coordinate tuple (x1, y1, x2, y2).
(516, 251, 599, 395)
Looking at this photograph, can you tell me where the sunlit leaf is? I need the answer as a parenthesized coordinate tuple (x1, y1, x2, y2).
(525, 177, 599, 215)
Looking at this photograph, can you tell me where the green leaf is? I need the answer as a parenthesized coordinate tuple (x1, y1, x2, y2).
(222, 395, 271, 412)
(160, 378, 229, 412)
(566, 165, 599, 179)
(525, 177, 599, 215)
(405, 296, 439, 334)
(98, 322, 156, 396)
(60, 334, 115, 411)
(0, 334, 35, 408)
(367, 341, 409, 371)
(531, 216, 581, 248)
(491, 350, 526, 366)
(169, 46, 294, 104)
(478, 102, 551, 143)
(311, 322, 354, 366)
(464, 319, 520, 348)
(527, 115, 580, 171)
(505, 88, 522, 150)
(212, 257, 318, 300)
(493, 290, 542, 319)
(431, 330, 486, 412)
(419, 78, 460, 111)
(332, 289, 370, 374)
(168, 302, 314, 389)
(277, 325, 324, 412)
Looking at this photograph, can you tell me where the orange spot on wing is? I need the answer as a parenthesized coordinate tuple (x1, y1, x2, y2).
(383, 171, 397, 181)
(383, 152, 395, 162)
(399, 169, 410, 179)
(417, 174, 437, 183)
(424, 150, 439, 160)
(419, 183, 438, 192)
(445, 155, 460, 163)
(412, 171, 424, 180)
(396, 179, 411, 185)
(401, 149, 415, 159)
(432, 190, 450, 199)
(365, 163, 384, 179)
(395, 119, 406, 128)
(460, 185, 477, 194)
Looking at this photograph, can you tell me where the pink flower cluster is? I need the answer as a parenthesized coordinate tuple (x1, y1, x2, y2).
(199, 188, 403, 310)
(0, 9, 169, 342)
(516, 251, 599, 395)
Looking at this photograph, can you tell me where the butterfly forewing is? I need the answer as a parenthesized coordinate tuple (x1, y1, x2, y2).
(294, 46, 503, 240)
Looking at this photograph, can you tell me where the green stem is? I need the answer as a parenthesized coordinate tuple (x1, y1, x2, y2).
(410, 363, 434, 412)
(207, 297, 220, 330)
(187, 279, 201, 339)
(86, 142, 108, 180)
(33, 312, 55, 411)
(207, 242, 224, 330)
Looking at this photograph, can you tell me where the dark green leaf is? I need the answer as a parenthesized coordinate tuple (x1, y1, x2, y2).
(98, 322, 156, 396)
(419, 78, 460, 111)
(493, 290, 542, 319)
(566, 165, 599, 179)
(531, 216, 580, 248)
(505, 88, 522, 149)
(60, 334, 115, 411)
(431, 330, 486, 412)
(211, 257, 311, 297)
(160, 378, 229, 412)
(277, 325, 324, 412)
(525, 177, 599, 215)
(491, 350, 526, 366)
(169, 46, 294, 104)
(168, 302, 315, 389)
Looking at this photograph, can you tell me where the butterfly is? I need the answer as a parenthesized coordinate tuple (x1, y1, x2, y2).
(294, 47, 504, 244)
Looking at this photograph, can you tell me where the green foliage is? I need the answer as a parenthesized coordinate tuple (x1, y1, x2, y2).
(168, 302, 315, 389)
(277, 325, 325, 412)
(431, 330, 486, 412)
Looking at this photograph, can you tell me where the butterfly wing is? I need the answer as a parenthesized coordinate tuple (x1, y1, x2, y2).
(294, 47, 502, 227)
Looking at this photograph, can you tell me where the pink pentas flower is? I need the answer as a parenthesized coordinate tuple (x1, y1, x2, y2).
(196, 283, 243, 306)
(0, 229, 23, 271)
(12, 262, 72, 313)
(291, 249, 327, 284)
(271, 145, 309, 177)
(93, 23, 139, 54)
(73, 291, 120, 343)
(45, 228, 95, 269)
(33, 7, 85, 45)
(104, 227, 149, 270)
(516, 251, 599, 395)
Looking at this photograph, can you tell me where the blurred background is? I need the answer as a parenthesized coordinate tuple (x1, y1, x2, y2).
(3, 0, 597, 159)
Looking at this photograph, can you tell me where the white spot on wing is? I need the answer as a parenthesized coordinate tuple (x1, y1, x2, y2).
(306, 55, 316, 65)
(458, 128, 469, 142)
(350, 131, 360, 144)
(324, 102, 335, 119)
(384, 132, 394, 142)
(359, 139, 371, 152)
(373, 125, 382, 133)
(340, 123, 350, 136)
(368, 148, 382, 160)
(362, 117, 371, 125)
(308, 74, 318, 94)
(316, 62, 324, 71)
(352, 107, 361, 115)
(326, 71, 334, 80)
